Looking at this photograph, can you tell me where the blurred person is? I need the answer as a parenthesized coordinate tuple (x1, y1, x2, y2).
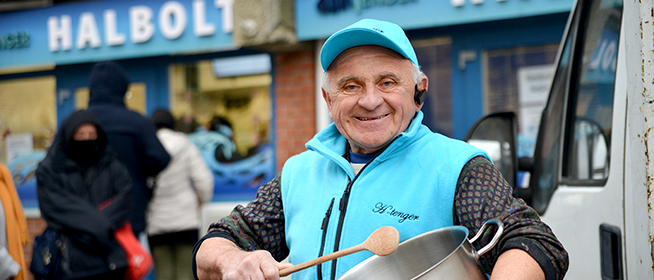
(147, 109, 214, 280)
(208, 115, 242, 162)
(35, 110, 133, 280)
(175, 113, 200, 134)
(0, 163, 28, 280)
(85, 61, 171, 238)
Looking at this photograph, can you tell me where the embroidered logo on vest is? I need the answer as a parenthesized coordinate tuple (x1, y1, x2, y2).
(372, 202, 419, 223)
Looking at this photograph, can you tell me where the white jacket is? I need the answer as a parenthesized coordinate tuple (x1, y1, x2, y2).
(146, 128, 214, 236)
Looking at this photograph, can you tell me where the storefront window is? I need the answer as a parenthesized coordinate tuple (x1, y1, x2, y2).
(485, 44, 559, 153)
(169, 54, 275, 201)
(484, 44, 559, 187)
(413, 37, 453, 137)
(75, 83, 147, 114)
(0, 76, 56, 208)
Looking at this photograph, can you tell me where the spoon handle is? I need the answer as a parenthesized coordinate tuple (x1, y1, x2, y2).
(278, 244, 365, 277)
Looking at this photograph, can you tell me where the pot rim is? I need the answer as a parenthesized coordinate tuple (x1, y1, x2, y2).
(339, 220, 503, 280)
(339, 225, 470, 280)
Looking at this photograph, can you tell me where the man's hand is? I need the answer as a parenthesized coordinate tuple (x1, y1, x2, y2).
(490, 249, 545, 280)
(196, 237, 294, 280)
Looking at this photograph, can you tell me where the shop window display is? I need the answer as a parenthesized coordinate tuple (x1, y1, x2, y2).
(169, 56, 274, 201)
(0, 76, 56, 208)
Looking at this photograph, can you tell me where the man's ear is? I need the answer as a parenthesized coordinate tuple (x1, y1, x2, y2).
(322, 88, 333, 119)
(419, 75, 429, 94)
(416, 76, 428, 110)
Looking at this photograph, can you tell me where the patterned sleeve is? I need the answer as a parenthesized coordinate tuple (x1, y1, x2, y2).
(205, 174, 289, 261)
(454, 156, 569, 280)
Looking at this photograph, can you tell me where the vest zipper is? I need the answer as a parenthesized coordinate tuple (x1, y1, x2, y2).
(329, 139, 398, 280)
(330, 179, 354, 280)
(317, 198, 335, 280)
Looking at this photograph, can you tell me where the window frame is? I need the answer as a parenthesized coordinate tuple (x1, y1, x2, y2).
(529, 0, 622, 214)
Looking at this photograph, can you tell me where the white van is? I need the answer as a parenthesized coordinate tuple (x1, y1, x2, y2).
(465, 0, 654, 278)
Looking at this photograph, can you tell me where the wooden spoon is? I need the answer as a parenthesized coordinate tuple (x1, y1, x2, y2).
(278, 226, 400, 277)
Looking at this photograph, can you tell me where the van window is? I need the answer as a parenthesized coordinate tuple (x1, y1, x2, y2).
(530, 22, 575, 213)
(562, 0, 621, 183)
(530, 0, 622, 214)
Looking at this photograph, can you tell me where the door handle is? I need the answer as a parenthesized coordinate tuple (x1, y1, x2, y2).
(599, 224, 623, 280)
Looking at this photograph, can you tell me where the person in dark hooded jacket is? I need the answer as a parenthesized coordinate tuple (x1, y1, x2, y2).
(35, 110, 133, 280)
(85, 61, 171, 236)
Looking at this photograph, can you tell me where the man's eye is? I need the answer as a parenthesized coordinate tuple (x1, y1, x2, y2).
(378, 81, 396, 90)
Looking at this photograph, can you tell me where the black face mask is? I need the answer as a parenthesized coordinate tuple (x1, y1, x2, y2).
(67, 140, 102, 164)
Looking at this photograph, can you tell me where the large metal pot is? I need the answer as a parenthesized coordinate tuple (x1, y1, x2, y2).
(338, 219, 504, 280)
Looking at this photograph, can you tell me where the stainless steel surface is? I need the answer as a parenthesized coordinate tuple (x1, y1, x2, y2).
(337, 219, 503, 280)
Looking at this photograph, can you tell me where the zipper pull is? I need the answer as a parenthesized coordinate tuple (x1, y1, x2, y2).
(322, 198, 335, 230)
(339, 181, 353, 211)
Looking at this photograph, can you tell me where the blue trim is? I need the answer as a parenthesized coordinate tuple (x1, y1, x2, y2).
(296, 0, 573, 40)
(269, 53, 278, 173)
(54, 63, 91, 123)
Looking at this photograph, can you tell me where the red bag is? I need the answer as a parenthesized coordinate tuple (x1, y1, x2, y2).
(114, 223, 153, 280)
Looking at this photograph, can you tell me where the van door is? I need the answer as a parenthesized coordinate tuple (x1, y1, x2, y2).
(466, 0, 626, 278)
(523, 0, 623, 279)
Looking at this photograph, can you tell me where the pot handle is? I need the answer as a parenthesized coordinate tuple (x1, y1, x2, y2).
(469, 219, 504, 258)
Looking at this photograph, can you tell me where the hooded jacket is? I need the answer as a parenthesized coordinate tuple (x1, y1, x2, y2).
(86, 61, 170, 234)
(146, 128, 214, 236)
(35, 110, 133, 279)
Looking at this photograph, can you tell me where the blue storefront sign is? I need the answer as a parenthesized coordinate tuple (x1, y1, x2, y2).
(0, 0, 235, 70)
(297, 0, 573, 40)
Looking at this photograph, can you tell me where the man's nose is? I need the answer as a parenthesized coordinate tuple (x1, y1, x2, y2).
(358, 87, 383, 110)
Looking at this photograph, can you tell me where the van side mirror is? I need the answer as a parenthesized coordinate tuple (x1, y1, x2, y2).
(465, 112, 530, 201)
(518, 156, 534, 173)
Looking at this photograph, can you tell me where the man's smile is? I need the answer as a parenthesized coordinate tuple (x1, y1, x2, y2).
(356, 114, 390, 121)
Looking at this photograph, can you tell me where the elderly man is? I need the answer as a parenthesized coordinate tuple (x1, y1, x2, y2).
(193, 19, 568, 280)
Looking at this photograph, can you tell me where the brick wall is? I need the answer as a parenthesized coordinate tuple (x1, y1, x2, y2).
(273, 49, 317, 171)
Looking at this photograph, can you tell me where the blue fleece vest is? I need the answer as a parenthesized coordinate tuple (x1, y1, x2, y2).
(281, 112, 489, 280)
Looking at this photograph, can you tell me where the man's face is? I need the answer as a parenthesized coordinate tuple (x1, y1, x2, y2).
(323, 45, 427, 154)
(73, 124, 98, 141)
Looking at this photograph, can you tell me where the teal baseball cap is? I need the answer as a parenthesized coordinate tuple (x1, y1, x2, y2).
(320, 18, 419, 71)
